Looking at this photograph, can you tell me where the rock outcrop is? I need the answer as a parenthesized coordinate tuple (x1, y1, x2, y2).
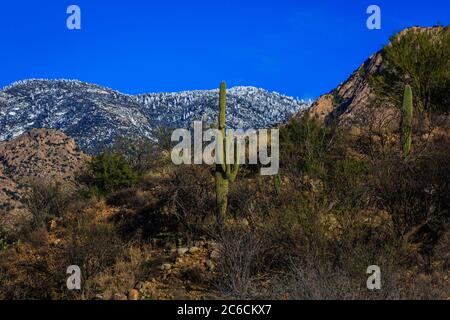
(306, 26, 448, 130)
(0, 129, 87, 231)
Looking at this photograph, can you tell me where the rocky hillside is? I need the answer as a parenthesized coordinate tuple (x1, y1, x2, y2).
(307, 26, 449, 129)
(308, 51, 383, 126)
(0, 129, 87, 229)
(0, 80, 310, 154)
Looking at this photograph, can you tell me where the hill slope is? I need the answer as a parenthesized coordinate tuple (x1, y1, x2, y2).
(308, 51, 383, 126)
(0, 129, 87, 232)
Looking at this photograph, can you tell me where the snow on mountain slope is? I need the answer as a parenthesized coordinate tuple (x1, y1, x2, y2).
(0, 79, 311, 154)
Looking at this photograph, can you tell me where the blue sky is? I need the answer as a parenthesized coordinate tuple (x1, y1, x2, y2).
(0, 0, 449, 99)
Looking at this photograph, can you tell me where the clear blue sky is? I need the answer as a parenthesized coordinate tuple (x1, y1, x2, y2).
(0, 0, 449, 99)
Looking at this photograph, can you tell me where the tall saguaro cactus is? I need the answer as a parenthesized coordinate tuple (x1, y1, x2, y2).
(401, 85, 414, 158)
(215, 81, 239, 224)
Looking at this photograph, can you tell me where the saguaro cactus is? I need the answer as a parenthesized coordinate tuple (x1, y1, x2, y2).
(215, 81, 239, 224)
(401, 85, 413, 158)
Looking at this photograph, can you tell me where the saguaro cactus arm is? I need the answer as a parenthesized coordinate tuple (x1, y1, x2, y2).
(225, 141, 240, 182)
(218, 82, 227, 173)
(219, 82, 227, 130)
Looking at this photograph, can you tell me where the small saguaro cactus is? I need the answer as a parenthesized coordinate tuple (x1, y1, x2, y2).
(401, 84, 414, 158)
(215, 81, 240, 225)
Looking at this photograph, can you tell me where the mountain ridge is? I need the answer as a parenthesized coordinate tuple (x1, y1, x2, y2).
(0, 79, 311, 154)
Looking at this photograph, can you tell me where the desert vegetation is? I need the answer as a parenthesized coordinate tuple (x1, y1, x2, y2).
(0, 27, 449, 300)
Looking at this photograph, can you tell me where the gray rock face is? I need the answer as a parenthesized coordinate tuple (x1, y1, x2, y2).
(0, 80, 311, 154)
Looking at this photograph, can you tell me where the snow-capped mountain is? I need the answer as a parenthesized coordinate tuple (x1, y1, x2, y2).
(0, 79, 311, 153)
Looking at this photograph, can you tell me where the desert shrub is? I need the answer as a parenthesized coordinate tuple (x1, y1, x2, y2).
(0, 209, 145, 300)
(24, 179, 71, 230)
(224, 191, 407, 300)
(374, 139, 450, 236)
(325, 154, 373, 207)
(0, 233, 66, 299)
(63, 212, 125, 298)
(272, 238, 449, 300)
(24, 228, 50, 248)
(107, 188, 137, 207)
(280, 115, 334, 184)
(227, 177, 270, 221)
(226, 163, 406, 298)
(215, 227, 264, 299)
(65, 190, 98, 214)
(113, 165, 215, 243)
(163, 165, 216, 240)
(81, 245, 145, 300)
(79, 152, 139, 196)
(274, 259, 360, 300)
(271, 255, 404, 300)
(256, 194, 331, 270)
(113, 201, 177, 243)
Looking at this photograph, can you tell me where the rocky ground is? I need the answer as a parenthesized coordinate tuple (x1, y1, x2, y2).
(45, 201, 223, 300)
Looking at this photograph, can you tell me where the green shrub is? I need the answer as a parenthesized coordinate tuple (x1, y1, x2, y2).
(280, 115, 334, 180)
(325, 155, 372, 205)
(371, 27, 450, 113)
(80, 152, 139, 196)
